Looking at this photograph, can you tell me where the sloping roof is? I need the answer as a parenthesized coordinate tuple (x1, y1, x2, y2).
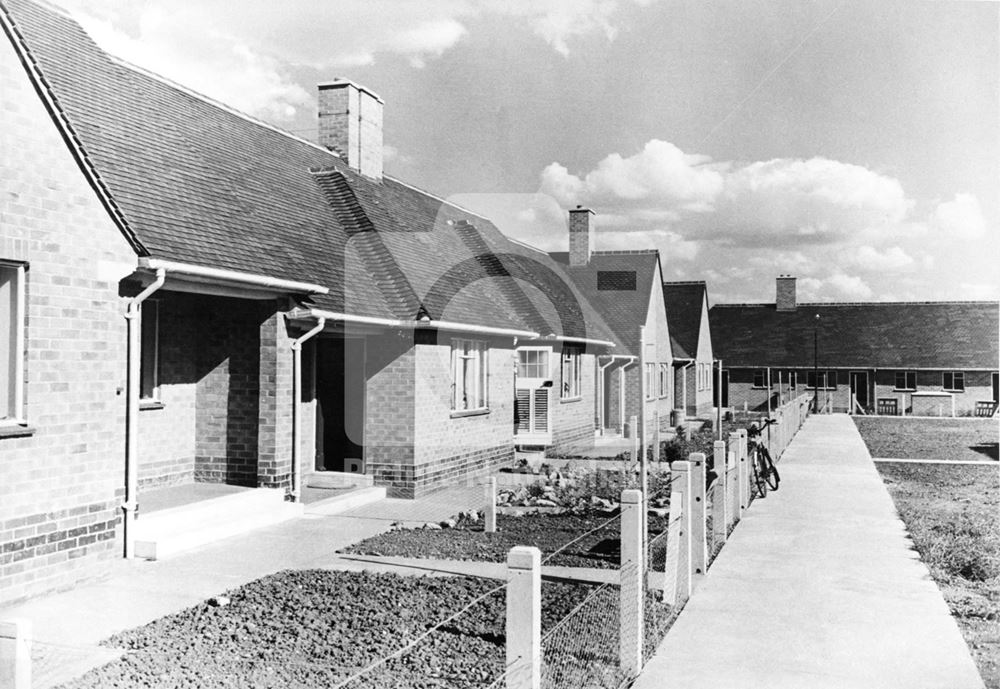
(551, 251, 661, 355)
(710, 302, 1000, 370)
(663, 282, 707, 360)
(1, 0, 620, 344)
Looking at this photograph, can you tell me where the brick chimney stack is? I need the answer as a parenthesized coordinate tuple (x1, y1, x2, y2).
(317, 79, 383, 181)
(568, 206, 594, 266)
(776, 275, 797, 311)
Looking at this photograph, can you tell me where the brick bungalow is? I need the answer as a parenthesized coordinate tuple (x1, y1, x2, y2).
(0, 0, 619, 602)
(663, 281, 715, 419)
(711, 276, 1000, 417)
(551, 215, 675, 454)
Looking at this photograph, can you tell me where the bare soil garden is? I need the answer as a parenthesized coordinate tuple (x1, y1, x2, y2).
(876, 462, 1000, 688)
(855, 416, 999, 461)
(56, 569, 675, 689)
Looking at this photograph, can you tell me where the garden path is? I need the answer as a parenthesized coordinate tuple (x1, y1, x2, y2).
(633, 414, 986, 689)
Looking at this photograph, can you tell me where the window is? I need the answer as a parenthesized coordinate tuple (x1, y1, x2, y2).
(807, 370, 837, 390)
(140, 300, 160, 401)
(942, 371, 965, 392)
(517, 348, 550, 380)
(788, 371, 797, 389)
(894, 371, 916, 391)
(752, 369, 766, 388)
(560, 346, 582, 399)
(0, 262, 26, 423)
(659, 363, 669, 398)
(645, 362, 656, 400)
(453, 339, 488, 412)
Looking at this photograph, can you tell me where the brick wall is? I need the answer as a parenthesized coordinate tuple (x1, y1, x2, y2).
(0, 29, 138, 604)
(873, 369, 996, 416)
(550, 351, 597, 455)
(364, 333, 417, 495)
(257, 305, 294, 489)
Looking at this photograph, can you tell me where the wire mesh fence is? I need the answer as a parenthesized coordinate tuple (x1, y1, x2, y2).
(540, 582, 626, 689)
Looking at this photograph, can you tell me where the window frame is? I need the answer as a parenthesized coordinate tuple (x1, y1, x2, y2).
(807, 370, 837, 390)
(0, 261, 26, 426)
(516, 346, 552, 383)
(644, 361, 657, 400)
(560, 345, 582, 400)
(893, 370, 916, 392)
(658, 363, 669, 399)
(140, 299, 161, 403)
(452, 338, 489, 413)
(942, 371, 965, 393)
(752, 369, 767, 389)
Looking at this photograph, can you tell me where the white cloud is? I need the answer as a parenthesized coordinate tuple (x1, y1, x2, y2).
(846, 245, 914, 271)
(930, 193, 987, 239)
(798, 273, 874, 301)
(600, 230, 701, 261)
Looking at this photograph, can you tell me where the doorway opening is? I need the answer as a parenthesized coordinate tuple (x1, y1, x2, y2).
(315, 337, 366, 473)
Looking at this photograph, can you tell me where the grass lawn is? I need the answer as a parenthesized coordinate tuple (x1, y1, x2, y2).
(876, 462, 1000, 688)
(855, 416, 999, 461)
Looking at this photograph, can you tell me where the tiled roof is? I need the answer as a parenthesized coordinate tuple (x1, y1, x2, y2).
(663, 282, 707, 360)
(709, 301, 1000, 370)
(2, 0, 620, 343)
(551, 252, 661, 355)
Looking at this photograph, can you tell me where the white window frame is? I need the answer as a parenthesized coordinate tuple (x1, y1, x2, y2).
(752, 369, 766, 389)
(560, 345, 582, 400)
(942, 371, 965, 393)
(0, 261, 26, 425)
(645, 362, 656, 400)
(452, 338, 489, 413)
(894, 370, 916, 392)
(807, 370, 837, 390)
(659, 363, 669, 399)
(516, 346, 552, 385)
(140, 299, 160, 402)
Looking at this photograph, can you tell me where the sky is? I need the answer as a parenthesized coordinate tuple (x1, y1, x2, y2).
(58, 0, 999, 304)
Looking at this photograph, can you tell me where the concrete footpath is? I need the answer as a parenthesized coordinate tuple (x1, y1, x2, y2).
(0, 485, 484, 689)
(634, 414, 986, 689)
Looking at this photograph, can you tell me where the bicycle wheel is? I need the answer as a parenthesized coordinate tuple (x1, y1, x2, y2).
(761, 446, 780, 490)
(751, 451, 767, 499)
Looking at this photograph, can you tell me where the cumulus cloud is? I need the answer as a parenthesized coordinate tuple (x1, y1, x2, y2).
(799, 274, 874, 301)
(846, 246, 914, 271)
(930, 193, 987, 239)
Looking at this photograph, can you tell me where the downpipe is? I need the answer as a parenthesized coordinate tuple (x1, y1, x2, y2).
(123, 268, 165, 559)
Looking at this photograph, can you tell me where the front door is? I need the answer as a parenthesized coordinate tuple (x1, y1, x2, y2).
(993, 372, 999, 403)
(850, 371, 869, 412)
(515, 348, 552, 444)
(315, 337, 365, 473)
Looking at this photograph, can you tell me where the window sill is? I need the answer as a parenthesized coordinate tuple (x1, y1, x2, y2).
(893, 389, 916, 393)
(140, 400, 165, 411)
(451, 408, 490, 419)
(942, 389, 964, 394)
(560, 396, 582, 404)
(0, 423, 35, 439)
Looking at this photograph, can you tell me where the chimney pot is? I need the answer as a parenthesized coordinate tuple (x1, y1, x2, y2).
(776, 275, 797, 311)
(568, 207, 595, 266)
(318, 79, 384, 180)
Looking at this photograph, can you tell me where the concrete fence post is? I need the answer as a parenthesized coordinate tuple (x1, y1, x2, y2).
(630, 415, 639, 465)
(506, 547, 541, 689)
(485, 477, 497, 533)
(0, 619, 31, 689)
(712, 441, 728, 547)
(728, 431, 742, 520)
(663, 462, 692, 605)
(738, 429, 750, 511)
(688, 453, 707, 576)
(620, 489, 644, 677)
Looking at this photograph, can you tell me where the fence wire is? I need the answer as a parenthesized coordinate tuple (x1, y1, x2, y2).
(541, 582, 626, 689)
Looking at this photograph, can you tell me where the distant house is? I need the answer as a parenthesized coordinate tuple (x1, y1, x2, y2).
(551, 212, 675, 451)
(710, 276, 1000, 416)
(0, 0, 620, 603)
(663, 281, 715, 419)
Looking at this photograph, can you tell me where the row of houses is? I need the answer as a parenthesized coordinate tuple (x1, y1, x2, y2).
(1, 0, 997, 605)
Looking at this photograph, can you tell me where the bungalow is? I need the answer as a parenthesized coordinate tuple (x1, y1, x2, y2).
(551, 212, 675, 456)
(0, 0, 619, 603)
(710, 276, 1000, 417)
(663, 281, 715, 419)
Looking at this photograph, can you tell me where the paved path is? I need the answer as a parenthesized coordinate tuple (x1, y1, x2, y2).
(872, 457, 997, 465)
(0, 485, 485, 689)
(634, 414, 986, 689)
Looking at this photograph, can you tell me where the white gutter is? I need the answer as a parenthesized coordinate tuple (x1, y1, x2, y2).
(139, 258, 329, 295)
(541, 335, 617, 348)
(302, 308, 539, 339)
(290, 318, 326, 502)
(123, 268, 165, 559)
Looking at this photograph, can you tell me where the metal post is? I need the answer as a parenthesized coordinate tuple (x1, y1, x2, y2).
(688, 453, 707, 576)
(0, 619, 31, 689)
(738, 429, 749, 511)
(620, 489, 644, 677)
(506, 547, 541, 689)
(485, 477, 497, 533)
(813, 314, 820, 413)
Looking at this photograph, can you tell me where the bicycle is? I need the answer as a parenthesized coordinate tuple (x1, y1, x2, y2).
(747, 418, 780, 498)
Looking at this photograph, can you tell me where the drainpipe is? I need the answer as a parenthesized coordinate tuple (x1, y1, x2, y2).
(290, 318, 326, 502)
(123, 268, 166, 559)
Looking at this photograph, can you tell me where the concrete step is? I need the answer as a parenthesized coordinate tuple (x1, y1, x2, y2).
(133, 487, 303, 560)
(305, 471, 374, 489)
(304, 486, 386, 516)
